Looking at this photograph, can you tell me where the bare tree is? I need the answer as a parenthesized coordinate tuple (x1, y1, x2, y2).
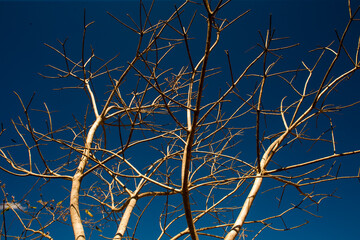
(1, 0, 360, 239)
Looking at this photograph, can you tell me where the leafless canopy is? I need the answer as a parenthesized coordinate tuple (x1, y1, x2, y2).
(1, 0, 360, 239)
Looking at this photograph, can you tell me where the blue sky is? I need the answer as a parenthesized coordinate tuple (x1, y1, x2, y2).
(1, 0, 360, 239)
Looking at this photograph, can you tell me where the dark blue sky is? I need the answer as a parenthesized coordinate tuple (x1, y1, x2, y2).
(1, 0, 360, 239)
